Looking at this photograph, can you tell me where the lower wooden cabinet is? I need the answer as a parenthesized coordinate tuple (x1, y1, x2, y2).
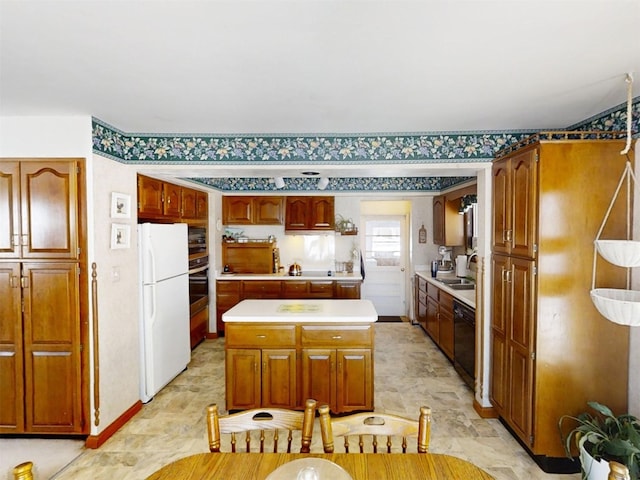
(225, 323, 373, 413)
(1, 262, 84, 433)
(300, 325, 373, 413)
(415, 274, 455, 362)
(226, 348, 297, 410)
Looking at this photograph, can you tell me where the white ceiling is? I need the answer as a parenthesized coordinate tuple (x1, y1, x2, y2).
(1, 0, 639, 180)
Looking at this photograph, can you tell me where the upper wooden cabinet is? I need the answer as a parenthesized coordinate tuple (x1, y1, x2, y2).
(285, 196, 334, 231)
(138, 175, 208, 222)
(492, 148, 537, 258)
(432, 194, 463, 246)
(0, 160, 80, 259)
(182, 188, 208, 220)
(222, 196, 284, 225)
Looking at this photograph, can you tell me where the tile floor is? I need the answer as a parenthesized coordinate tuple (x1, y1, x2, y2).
(54, 322, 581, 479)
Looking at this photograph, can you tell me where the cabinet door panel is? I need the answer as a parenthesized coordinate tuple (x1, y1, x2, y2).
(285, 197, 309, 229)
(508, 346, 533, 444)
(226, 349, 261, 410)
(262, 349, 296, 408)
(492, 159, 510, 254)
(223, 197, 253, 224)
(0, 162, 20, 257)
(254, 197, 283, 224)
(425, 296, 439, 342)
(137, 175, 164, 217)
(310, 197, 334, 229)
(490, 333, 507, 415)
(196, 191, 208, 219)
(0, 263, 24, 432)
(432, 196, 445, 246)
(181, 187, 197, 218)
(336, 349, 372, 412)
(22, 262, 82, 432)
(21, 161, 78, 259)
(301, 349, 336, 410)
(163, 183, 181, 217)
(510, 149, 537, 258)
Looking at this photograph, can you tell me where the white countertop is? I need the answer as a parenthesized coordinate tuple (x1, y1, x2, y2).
(222, 299, 378, 323)
(415, 270, 476, 309)
(217, 272, 363, 281)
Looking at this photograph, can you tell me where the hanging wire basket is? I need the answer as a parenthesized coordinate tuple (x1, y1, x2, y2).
(590, 158, 640, 327)
(594, 240, 640, 268)
(590, 288, 640, 326)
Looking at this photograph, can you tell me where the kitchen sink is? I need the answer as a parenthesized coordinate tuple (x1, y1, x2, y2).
(436, 278, 475, 290)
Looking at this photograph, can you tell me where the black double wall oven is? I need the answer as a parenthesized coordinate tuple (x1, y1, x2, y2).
(188, 226, 209, 319)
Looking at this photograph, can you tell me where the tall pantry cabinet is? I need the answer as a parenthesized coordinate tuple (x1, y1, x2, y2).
(0, 159, 88, 434)
(489, 136, 630, 471)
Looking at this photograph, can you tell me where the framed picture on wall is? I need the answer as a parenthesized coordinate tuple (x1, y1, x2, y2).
(111, 223, 131, 249)
(111, 192, 131, 218)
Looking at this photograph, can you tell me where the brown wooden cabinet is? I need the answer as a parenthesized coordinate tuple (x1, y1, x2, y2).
(285, 196, 335, 231)
(215, 280, 242, 334)
(489, 137, 630, 467)
(492, 149, 537, 258)
(225, 324, 297, 410)
(432, 194, 463, 246)
(300, 325, 373, 413)
(222, 196, 283, 225)
(415, 274, 454, 362)
(138, 174, 208, 222)
(335, 281, 361, 299)
(0, 159, 87, 435)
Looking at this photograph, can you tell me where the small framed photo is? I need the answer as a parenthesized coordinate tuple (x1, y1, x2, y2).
(111, 223, 131, 249)
(111, 192, 131, 219)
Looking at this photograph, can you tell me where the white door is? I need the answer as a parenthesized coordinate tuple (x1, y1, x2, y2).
(360, 215, 407, 316)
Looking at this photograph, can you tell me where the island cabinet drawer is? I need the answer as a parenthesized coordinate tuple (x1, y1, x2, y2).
(301, 325, 372, 347)
(226, 324, 296, 348)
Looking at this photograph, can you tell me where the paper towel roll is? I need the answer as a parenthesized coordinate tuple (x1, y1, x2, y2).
(456, 255, 467, 277)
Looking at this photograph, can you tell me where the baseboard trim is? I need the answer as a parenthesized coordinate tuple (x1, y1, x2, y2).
(85, 400, 142, 449)
(473, 399, 498, 418)
(205, 332, 219, 339)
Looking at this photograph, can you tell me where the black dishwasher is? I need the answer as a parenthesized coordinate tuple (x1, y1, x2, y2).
(453, 300, 475, 389)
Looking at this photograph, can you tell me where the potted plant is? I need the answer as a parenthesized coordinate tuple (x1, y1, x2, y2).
(559, 401, 640, 479)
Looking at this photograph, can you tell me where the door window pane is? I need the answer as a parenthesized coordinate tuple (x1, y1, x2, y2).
(364, 220, 401, 267)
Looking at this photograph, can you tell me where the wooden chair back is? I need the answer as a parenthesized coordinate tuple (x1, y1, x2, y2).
(318, 404, 431, 454)
(207, 399, 317, 453)
(608, 461, 631, 480)
(13, 462, 34, 480)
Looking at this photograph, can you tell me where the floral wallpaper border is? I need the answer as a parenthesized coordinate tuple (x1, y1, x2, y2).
(92, 97, 638, 192)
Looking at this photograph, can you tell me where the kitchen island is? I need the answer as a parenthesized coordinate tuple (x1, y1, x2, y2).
(215, 272, 363, 335)
(223, 299, 377, 413)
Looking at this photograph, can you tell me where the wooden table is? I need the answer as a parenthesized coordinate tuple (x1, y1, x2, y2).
(146, 452, 495, 479)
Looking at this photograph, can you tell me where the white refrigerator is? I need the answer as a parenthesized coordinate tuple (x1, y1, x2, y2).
(138, 222, 190, 403)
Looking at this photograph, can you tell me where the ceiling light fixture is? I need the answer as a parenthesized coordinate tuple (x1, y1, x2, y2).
(317, 177, 330, 190)
(273, 177, 285, 189)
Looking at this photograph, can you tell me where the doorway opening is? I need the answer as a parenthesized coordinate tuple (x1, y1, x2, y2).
(360, 201, 410, 317)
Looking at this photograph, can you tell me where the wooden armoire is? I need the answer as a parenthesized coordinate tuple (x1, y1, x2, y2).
(490, 134, 630, 472)
(0, 159, 88, 434)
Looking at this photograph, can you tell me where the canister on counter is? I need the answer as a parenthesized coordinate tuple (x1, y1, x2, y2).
(431, 260, 438, 278)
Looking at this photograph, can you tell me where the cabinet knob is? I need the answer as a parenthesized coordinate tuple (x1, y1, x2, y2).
(256, 334, 267, 339)
(332, 335, 342, 340)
